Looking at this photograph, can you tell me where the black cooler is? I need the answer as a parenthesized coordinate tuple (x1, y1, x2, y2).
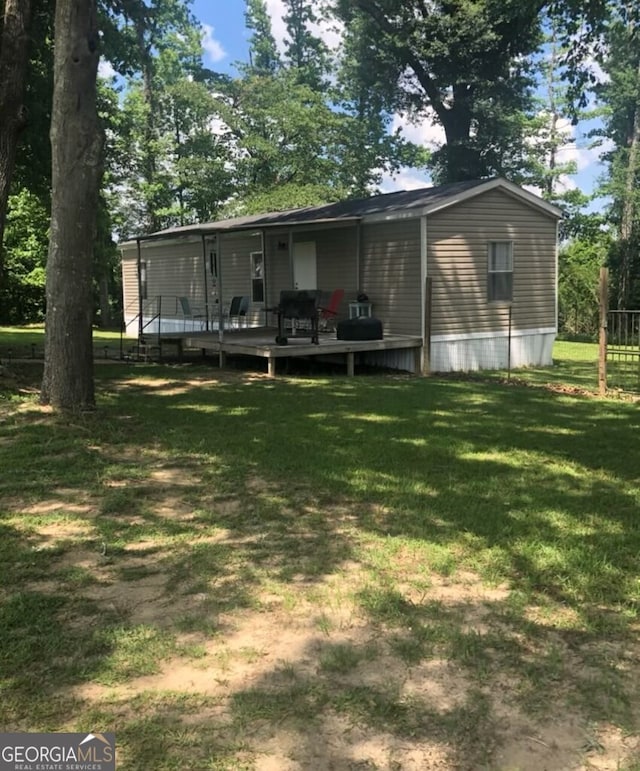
(337, 316, 383, 341)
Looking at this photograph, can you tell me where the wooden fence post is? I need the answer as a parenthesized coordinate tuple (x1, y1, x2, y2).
(598, 267, 608, 396)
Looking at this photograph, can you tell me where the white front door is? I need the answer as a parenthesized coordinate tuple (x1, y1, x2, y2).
(293, 241, 317, 290)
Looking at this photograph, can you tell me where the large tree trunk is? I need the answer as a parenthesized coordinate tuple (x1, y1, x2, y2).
(40, 0, 102, 410)
(617, 53, 640, 309)
(0, 0, 33, 274)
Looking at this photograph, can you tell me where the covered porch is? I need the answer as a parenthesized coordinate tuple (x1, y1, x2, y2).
(120, 198, 429, 376)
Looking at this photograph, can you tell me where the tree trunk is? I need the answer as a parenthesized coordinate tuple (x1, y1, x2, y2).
(40, 0, 102, 410)
(437, 87, 479, 182)
(618, 53, 640, 309)
(0, 0, 33, 275)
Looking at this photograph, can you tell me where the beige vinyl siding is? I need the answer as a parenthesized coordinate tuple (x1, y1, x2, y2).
(120, 238, 207, 322)
(360, 219, 422, 335)
(265, 233, 290, 309)
(219, 231, 262, 324)
(121, 254, 139, 325)
(292, 226, 358, 319)
(427, 189, 557, 336)
(264, 226, 358, 319)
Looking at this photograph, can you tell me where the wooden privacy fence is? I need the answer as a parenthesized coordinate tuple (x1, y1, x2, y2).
(598, 268, 640, 394)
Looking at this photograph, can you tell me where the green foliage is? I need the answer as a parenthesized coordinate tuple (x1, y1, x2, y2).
(244, 0, 280, 75)
(334, 13, 429, 196)
(11, 0, 54, 201)
(282, 0, 330, 90)
(558, 235, 608, 337)
(215, 70, 350, 212)
(1, 0, 624, 328)
(332, 0, 544, 183)
(591, 5, 640, 308)
(105, 0, 233, 237)
(0, 190, 48, 324)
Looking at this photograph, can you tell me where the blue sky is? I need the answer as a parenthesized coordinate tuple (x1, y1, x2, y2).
(193, 0, 248, 75)
(192, 0, 606, 206)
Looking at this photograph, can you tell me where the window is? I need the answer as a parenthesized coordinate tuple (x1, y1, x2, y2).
(139, 260, 148, 300)
(488, 242, 513, 302)
(251, 251, 264, 303)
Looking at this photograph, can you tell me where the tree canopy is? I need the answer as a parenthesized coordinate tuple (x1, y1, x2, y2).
(0, 0, 636, 364)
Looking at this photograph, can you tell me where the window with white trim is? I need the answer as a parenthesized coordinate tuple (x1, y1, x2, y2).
(251, 251, 264, 303)
(488, 241, 513, 302)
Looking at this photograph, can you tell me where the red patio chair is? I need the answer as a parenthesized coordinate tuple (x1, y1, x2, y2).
(318, 288, 345, 332)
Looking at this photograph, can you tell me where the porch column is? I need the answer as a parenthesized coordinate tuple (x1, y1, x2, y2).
(201, 234, 209, 331)
(136, 238, 143, 341)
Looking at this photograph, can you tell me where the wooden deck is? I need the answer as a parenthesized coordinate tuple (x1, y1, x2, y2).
(175, 326, 423, 376)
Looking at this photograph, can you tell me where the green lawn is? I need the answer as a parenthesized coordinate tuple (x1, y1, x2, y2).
(477, 338, 600, 392)
(0, 335, 639, 769)
(0, 325, 128, 360)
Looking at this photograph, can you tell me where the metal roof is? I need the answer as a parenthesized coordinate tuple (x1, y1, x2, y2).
(123, 178, 562, 246)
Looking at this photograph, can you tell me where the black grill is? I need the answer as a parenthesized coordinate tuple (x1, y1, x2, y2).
(270, 290, 321, 345)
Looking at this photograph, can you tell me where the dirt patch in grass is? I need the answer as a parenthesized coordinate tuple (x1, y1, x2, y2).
(57, 563, 640, 768)
(3, 364, 640, 769)
(3, 491, 639, 769)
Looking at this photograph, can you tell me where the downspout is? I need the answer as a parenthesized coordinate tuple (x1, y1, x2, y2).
(136, 238, 143, 341)
(201, 234, 209, 331)
(217, 233, 224, 341)
(261, 229, 267, 317)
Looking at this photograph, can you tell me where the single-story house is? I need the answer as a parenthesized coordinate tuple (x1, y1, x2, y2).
(120, 177, 562, 373)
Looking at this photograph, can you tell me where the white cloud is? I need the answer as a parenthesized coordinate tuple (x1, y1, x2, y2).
(556, 144, 595, 173)
(392, 111, 446, 149)
(98, 59, 116, 79)
(202, 24, 226, 63)
(265, 0, 287, 52)
(522, 183, 543, 197)
(585, 55, 609, 86)
(265, 0, 344, 54)
(380, 168, 432, 193)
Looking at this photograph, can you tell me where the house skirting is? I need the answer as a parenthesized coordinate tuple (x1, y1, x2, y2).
(430, 326, 556, 373)
(362, 347, 419, 373)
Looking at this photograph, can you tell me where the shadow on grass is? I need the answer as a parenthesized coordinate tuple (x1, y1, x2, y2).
(1, 362, 639, 761)
(93, 365, 640, 611)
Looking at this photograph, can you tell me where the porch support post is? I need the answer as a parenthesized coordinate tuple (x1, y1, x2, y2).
(217, 233, 224, 342)
(136, 238, 143, 341)
(262, 228, 269, 316)
(201, 234, 209, 331)
(346, 351, 355, 376)
(267, 355, 276, 377)
(288, 229, 294, 287)
(356, 222, 361, 292)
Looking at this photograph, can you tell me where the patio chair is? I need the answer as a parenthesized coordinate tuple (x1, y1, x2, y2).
(318, 288, 345, 332)
(178, 296, 207, 331)
(226, 295, 250, 328)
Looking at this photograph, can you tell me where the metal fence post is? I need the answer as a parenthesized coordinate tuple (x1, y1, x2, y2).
(598, 267, 608, 396)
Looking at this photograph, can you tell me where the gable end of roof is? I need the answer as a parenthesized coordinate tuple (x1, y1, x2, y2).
(420, 177, 563, 219)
